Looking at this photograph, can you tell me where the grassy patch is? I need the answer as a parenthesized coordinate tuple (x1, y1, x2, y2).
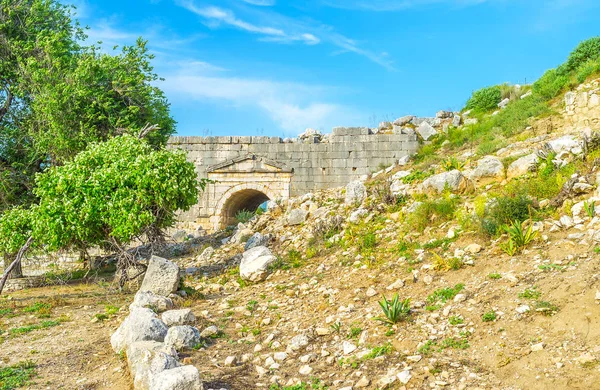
(427, 284, 465, 305)
(8, 319, 61, 336)
(0, 361, 36, 390)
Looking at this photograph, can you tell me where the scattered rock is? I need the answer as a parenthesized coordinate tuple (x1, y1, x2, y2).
(130, 291, 174, 313)
(288, 208, 309, 225)
(149, 365, 203, 390)
(244, 232, 270, 251)
(164, 326, 201, 351)
(239, 246, 278, 282)
(415, 122, 437, 141)
(345, 181, 367, 205)
(161, 309, 195, 327)
(111, 308, 169, 353)
(421, 170, 472, 194)
(139, 256, 181, 297)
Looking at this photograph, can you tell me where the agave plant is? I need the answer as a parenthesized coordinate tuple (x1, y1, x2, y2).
(501, 220, 537, 255)
(373, 293, 411, 325)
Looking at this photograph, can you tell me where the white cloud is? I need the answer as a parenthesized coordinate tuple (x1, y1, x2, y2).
(320, 0, 492, 11)
(178, 2, 286, 36)
(241, 0, 276, 5)
(162, 68, 361, 134)
(177, 1, 393, 69)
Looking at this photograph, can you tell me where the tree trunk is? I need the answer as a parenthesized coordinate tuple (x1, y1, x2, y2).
(3, 254, 22, 279)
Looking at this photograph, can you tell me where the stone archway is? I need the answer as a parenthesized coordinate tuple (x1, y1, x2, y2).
(212, 183, 278, 230)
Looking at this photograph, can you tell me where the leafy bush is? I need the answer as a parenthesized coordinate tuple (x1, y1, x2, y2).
(32, 135, 199, 251)
(480, 195, 533, 236)
(465, 85, 502, 111)
(431, 252, 463, 271)
(532, 68, 570, 100)
(374, 293, 411, 324)
(565, 37, 600, 73)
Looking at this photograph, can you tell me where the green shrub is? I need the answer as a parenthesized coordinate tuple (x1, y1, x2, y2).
(532, 68, 570, 100)
(576, 59, 600, 84)
(465, 85, 502, 111)
(480, 195, 533, 236)
(565, 37, 600, 73)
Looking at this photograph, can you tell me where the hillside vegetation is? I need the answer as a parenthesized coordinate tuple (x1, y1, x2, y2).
(3, 37, 600, 390)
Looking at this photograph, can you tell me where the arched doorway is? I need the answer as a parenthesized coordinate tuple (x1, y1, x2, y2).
(219, 188, 271, 228)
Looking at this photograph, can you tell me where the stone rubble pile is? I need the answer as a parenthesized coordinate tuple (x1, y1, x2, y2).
(110, 256, 204, 390)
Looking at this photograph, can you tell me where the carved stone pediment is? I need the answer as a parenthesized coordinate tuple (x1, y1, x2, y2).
(207, 154, 293, 174)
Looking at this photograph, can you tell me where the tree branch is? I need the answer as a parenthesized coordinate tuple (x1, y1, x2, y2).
(0, 236, 33, 295)
(0, 85, 13, 123)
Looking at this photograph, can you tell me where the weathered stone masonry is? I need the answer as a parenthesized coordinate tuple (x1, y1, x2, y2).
(168, 128, 420, 232)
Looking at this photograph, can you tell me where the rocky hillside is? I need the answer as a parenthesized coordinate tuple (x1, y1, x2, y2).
(138, 78, 600, 390)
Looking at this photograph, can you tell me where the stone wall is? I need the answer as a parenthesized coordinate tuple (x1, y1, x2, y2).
(168, 128, 420, 231)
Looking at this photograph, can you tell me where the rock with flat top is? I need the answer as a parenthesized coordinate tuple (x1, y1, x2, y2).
(149, 365, 203, 390)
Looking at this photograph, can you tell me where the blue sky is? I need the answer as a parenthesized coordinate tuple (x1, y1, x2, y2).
(73, 0, 600, 137)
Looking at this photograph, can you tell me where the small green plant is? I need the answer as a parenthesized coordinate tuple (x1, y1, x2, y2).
(360, 233, 377, 251)
(431, 252, 463, 271)
(501, 220, 538, 255)
(347, 326, 363, 339)
(105, 305, 119, 316)
(519, 287, 542, 300)
(362, 343, 392, 360)
(535, 300, 559, 316)
(584, 200, 596, 218)
(373, 293, 411, 325)
(9, 319, 61, 336)
(487, 272, 502, 280)
(427, 284, 465, 305)
(500, 237, 517, 256)
(0, 361, 36, 390)
(330, 321, 342, 334)
(482, 310, 497, 322)
(448, 316, 464, 325)
(235, 209, 255, 224)
(441, 156, 467, 171)
(246, 300, 258, 312)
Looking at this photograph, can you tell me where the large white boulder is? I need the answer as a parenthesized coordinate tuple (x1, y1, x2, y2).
(111, 308, 168, 353)
(239, 246, 277, 282)
(149, 365, 203, 390)
(507, 153, 539, 179)
(164, 325, 201, 351)
(463, 156, 504, 181)
(139, 256, 180, 297)
(127, 341, 179, 390)
(421, 170, 471, 194)
(345, 181, 367, 205)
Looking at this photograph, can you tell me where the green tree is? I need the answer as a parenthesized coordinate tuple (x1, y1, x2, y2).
(0, 0, 175, 212)
(31, 134, 202, 285)
(0, 206, 35, 278)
